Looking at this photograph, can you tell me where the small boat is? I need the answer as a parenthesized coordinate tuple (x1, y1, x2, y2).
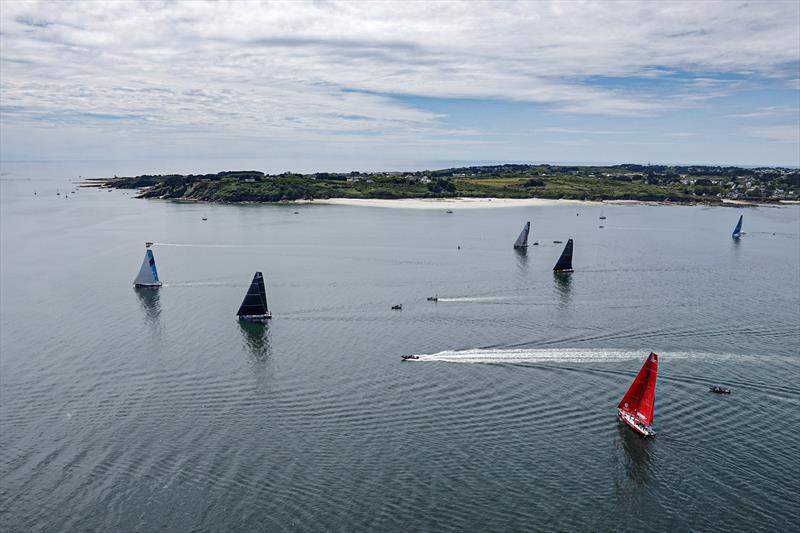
(553, 239, 574, 273)
(599, 225, 604, 229)
(532, 242, 539, 246)
(391, 304, 402, 310)
(427, 295, 438, 302)
(553, 240, 562, 244)
(710, 386, 731, 394)
(513, 221, 531, 249)
(617, 352, 659, 438)
(133, 244, 162, 289)
(599, 207, 606, 220)
(201, 217, 207, 221)
(401, 355, 419, 361)
(732, 215, 743, 239)
(236, 272, 272, 323)
(293, 211, 299, 214)
(446, 210, 454, 214)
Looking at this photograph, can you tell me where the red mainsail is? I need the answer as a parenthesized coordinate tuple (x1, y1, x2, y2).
(618, 352, 658, 425)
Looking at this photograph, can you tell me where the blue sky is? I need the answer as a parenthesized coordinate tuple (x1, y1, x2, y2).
(1, 1, 798, 170)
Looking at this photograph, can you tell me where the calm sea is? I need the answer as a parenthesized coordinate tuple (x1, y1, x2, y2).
(1, 163, 799, 531)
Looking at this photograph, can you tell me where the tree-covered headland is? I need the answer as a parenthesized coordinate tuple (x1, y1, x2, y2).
(97, 164, 800, 204)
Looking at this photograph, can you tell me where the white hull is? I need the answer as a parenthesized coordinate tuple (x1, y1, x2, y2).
(239, 313, 272, 323)
(134, 282, 162, 289)
(617, 409, 655, 438)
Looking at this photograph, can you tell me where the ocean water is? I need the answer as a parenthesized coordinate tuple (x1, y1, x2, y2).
(1, 167, 799, 531)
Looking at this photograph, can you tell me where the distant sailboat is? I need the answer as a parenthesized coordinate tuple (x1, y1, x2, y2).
(553, 239, 574, 272)
(133, 244, 162, 289)
(513, 221, 531, 249)
(236, 272, 272, 323)
(732, 215, 743, 239)
(599, 207, 606, 220)
(618, 352, 659, 437)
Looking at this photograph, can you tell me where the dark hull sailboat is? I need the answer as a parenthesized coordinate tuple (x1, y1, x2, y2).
(237, 272, 272, 323)
(513, 221, 531, 249)
(732, 215, 743, 239)
(618, 352, 659, 438)
(133, 245, 162, 289)
(553, 239, 574, 273)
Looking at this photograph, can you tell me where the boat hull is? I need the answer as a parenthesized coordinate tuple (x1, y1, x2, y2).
(238, 313, 272, 323)
(134, 282, 162, 289)
(617, 409, 655, 438)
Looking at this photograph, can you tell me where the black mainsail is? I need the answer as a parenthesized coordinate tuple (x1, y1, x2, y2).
(513, 221, 531, 248)
(553, 239, 574, 272)
(237, 272, 271, 321)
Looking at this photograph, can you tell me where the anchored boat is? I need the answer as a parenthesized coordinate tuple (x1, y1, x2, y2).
(513, 221, 531, 249)
(618, 352, 659, 438)
(236, 272, 272, 323)
(732, 215, 743, 239)
(133, 243, 162, 289)
(553, 239, 574, 273)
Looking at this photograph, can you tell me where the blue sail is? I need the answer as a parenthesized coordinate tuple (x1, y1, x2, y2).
(147, 249, 160, 282)
(732, 215, 743, 238)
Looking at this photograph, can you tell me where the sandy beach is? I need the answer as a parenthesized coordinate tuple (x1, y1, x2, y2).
(307, 197, 602, 209)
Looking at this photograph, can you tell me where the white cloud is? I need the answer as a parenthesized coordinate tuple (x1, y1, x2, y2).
(724, 106, 799, 119)
(749, 125, 800, 143)
(1, 0, 799, 154)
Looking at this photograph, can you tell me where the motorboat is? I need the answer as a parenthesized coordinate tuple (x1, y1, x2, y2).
(710, 386, 731, 394)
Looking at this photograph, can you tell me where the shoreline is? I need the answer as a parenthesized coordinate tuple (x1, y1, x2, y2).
(301, 197, 602, 209)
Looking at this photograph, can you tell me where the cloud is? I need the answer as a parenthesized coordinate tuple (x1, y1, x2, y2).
(749, 125, 800, 143)
(1, 0, 799, 155)
(724, 106, 799, 119)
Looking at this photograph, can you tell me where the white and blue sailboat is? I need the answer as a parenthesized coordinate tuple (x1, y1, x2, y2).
(133, 244, 162, 289)
(732, 215, 743, 239)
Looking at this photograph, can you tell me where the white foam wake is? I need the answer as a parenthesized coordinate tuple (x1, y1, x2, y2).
(405, 348, 759, 364)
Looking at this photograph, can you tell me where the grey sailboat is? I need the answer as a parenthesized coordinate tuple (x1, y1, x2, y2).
(513, 221, 531, 249)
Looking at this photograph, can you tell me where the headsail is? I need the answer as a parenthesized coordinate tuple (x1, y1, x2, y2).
(553, 238, 573, 272)
(618, 352, 658, 425)
(732, 215, 743, 238)
(513, 221, 531, 248)
(237, 272, 270, 317)
(133, 248, 161, 287)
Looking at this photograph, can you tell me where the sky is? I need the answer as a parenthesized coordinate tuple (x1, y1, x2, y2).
(1, 0, 799, 171)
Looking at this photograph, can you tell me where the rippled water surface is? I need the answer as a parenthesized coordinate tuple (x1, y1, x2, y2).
(1, 171, 799, 531)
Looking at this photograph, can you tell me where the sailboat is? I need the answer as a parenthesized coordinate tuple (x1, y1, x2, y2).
(617, 352, 659, 437)
(732, 215, 743, 239)
(599, 207, 606, 220)
(513, 221, 531, 249)
(236, 272, 272, 323)
(133, 244, 162, 289)
(553, 239, 574, 272)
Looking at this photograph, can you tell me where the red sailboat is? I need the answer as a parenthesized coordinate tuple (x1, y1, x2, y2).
(617, 352, 659, 437)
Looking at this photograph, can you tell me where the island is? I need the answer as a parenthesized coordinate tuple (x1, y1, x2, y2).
(91, 164, 800, 205)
